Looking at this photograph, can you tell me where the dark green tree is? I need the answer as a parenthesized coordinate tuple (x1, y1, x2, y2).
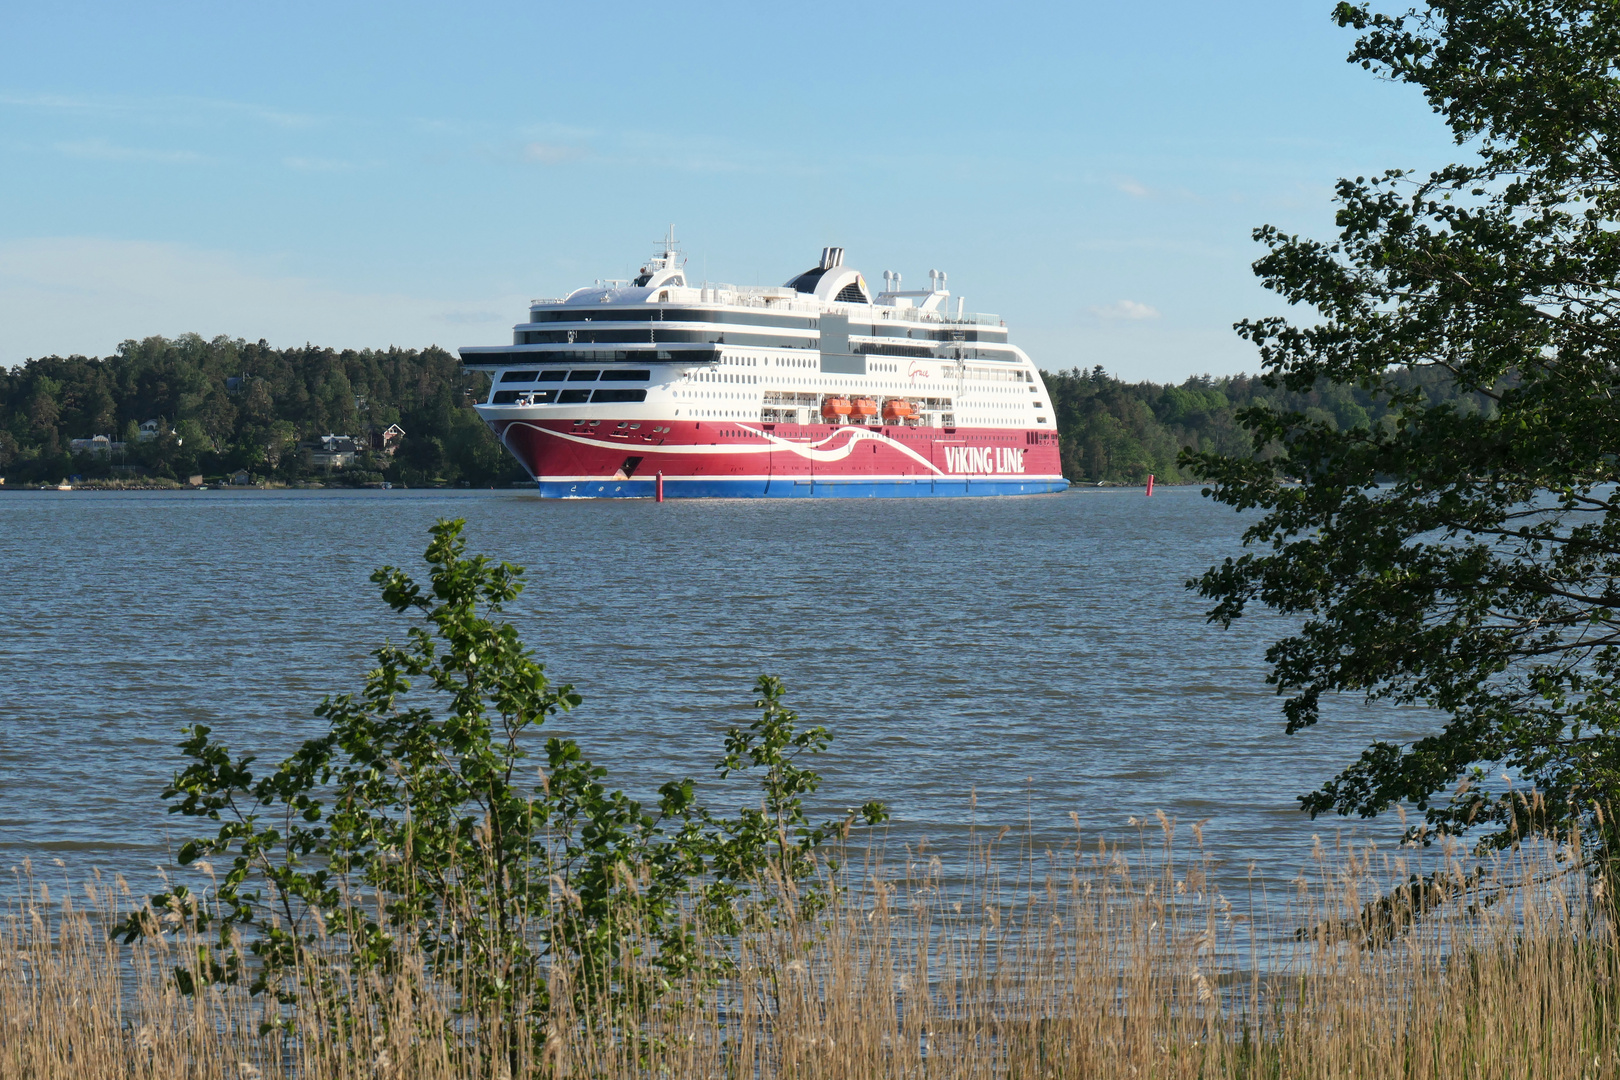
(1190, 1, 1620, 860)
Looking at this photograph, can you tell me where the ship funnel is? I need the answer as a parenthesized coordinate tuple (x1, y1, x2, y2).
(819, 247, 844, 269)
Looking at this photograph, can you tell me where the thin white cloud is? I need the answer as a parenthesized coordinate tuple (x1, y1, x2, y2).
(522, 142, 587, 164)
(1108, 175, 1209, 204)
(502, 125, 808, 176)
(225, 102, 321, 130)
(610, 129, 814, 175)
(514, 120, 598, 143)
(282, 156, 359, 172)
(0, 237, 524, 365)
(439, 310, 507, 325)
(54, 138, 209, 164)
(0, 91, 322, 129)
(1090, 299, 1161, 321)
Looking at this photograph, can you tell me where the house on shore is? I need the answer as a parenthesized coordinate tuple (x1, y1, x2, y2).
(301, 434, 361, 469)
(69, 435, 126, 456)
(371, 424, 405, 455)
(134, 420, 182, 446)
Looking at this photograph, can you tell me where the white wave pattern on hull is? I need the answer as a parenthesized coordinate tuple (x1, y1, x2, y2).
(523, 421, 949, 471)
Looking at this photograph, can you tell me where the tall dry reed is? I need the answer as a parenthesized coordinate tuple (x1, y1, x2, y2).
(3, 817, 1615, 1079)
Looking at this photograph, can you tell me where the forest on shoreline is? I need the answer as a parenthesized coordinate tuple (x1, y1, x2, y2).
(0, 333, 1493, 487)
(1043, 362, 1494, 484)
(0, 335, 513, 488)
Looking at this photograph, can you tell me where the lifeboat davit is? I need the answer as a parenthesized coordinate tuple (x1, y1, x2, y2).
(850, 397, 878, 420)
(882, 397, 916, 421)
(821, 396, 852, 420)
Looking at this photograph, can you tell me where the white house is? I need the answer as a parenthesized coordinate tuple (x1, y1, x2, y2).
(69, 435, 123, 456)
(302, 434, 361, 468)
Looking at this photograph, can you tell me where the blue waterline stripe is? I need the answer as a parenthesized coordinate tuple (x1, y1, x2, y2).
(532, 477, 1071, 499)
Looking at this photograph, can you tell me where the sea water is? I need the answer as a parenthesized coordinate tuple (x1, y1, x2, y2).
(0, 487, 1420, 895)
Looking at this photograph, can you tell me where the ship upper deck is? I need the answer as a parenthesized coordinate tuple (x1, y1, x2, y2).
(527, 283, 1004, 327)
(460, 242, 1021, 370)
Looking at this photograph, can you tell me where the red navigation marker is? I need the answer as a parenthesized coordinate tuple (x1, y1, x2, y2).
(655, 471, 664, 502)
(1146, 474, 1155, 497)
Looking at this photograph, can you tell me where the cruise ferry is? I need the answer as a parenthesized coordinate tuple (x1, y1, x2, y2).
(460, 238, 1067, 498)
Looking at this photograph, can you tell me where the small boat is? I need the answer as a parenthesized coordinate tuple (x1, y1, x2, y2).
(882, 397, 916, 422)
(55, 481, 71, 491)
(820, 396, 852, 420)
(850, 397, 878, 420)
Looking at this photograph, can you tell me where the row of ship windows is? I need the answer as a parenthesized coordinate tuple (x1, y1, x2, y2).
(490, 358, 1036, 390)
(518, 329, 814, 348)
(496, 382, 1035, 400)
(688, 368, 756, 385)
(511, 338, 1009, 362)
(481, 349, 704, 364)
(490, 388, 649, 405)
(499, 368, 651, 384)
(531, 308, 817, 329)
(855, 342, 933, 358)
(515, 330, 1008, 347)
(524, 307, 1009, 341)
(515, 330, 800, 346)
(495, 357, 815, 391)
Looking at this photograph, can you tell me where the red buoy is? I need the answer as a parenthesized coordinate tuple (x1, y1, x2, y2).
(655, 471, 664, 502)
(1146, 474, 1155, 497)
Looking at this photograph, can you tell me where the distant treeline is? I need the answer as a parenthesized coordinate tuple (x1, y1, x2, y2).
(1044, 364, 1496, 484)
(0, 334, 519, 487)
(0, 334, 1496, 486)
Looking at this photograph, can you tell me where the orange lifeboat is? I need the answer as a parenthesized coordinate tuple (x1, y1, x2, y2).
(881, 397, 916, 422)
(850, 397, 878, 421)
(821, 395, 852, 421)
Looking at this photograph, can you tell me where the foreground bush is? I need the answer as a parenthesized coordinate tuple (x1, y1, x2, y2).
(108, 518, 884, 1065)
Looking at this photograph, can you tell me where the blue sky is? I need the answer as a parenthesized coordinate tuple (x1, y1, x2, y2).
(0, 1, 1457, 381)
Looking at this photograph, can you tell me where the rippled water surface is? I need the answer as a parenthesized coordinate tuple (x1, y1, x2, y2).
(0, 488, 1417, 891)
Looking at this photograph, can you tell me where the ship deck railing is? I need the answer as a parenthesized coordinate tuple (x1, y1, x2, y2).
(528, 291, 1005, 327)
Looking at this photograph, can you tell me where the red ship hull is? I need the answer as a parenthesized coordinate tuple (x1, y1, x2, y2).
(485, 416, 1067, 498)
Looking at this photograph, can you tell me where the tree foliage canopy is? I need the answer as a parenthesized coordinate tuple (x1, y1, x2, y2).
(1190, 0, 1620, 856)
